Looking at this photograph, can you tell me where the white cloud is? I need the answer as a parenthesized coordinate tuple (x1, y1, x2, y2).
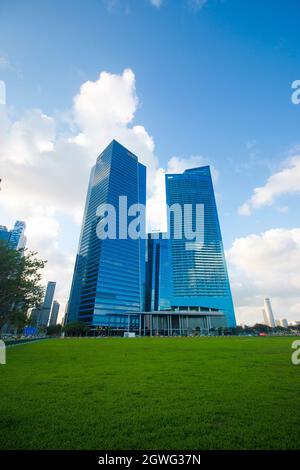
(277, 205, 289, 214)
(149, 0, 207, 10)
(0, 80, 6, 105)
(149, 0, 163, 7)
(227, 228, 300, 325)
(1, 109, 55, 165)
(0, 55, 11, 69)
(238, 155, 300, 215)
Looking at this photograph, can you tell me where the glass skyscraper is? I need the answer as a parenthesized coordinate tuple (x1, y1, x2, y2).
(165, 166, 236, 327)
(145, 233, 171, 312)
(0, 220, 27, 250)
(66, 140, 146, 329)
(49, 300, 60, 326)
(30, 280, 56, 327)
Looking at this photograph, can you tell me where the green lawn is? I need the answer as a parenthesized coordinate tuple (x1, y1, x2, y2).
(1, 337, 299, 450)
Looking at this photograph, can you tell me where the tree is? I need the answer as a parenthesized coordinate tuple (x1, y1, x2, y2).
(0, 241, 46, 329)
(230, 326, 245, 335)
(64, 321, 89, 337)
(253, 323, 272, 333)
(47, 324, 62, 336)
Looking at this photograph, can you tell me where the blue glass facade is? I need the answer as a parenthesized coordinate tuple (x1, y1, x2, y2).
(30, 280, 56, 327)
(67, 140, 146, 328)
(145, 233, 171, 312)
(0, 220, 26, 250)
(165, 166, 236, 327)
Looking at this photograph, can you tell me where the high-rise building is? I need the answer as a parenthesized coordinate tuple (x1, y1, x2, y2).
(262, 308, 269, 326)
(66, 140, 146, 329)
(43, 281, 56, 311)
(145, 233, 171, 312)
(164, 166, 236, 327)
(0, 220, 26, 250)
(49, 300, 60, 326)
(262, 298, 275, 328)
(0, 226, 10, 244)
(276, 318, 288, 329)
(31, 281, 56, 328)
(9, 221, 27, 250)
(144, 231, 228, 335)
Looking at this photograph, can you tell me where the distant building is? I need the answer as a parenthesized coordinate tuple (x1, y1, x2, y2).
(49, 301, 60, 326)
(262, 309, 269, 326)
(262, 298, 276, 328)
(0, 220, 27, 334)
(289, 321, 300, 326)
(276, 318, 288, 328)
(0, 226, 10, 244)
(31, 281, 56, 328)
(0, 220, 27, 250)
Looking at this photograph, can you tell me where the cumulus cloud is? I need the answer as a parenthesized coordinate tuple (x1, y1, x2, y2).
(238, 155, 300, 215)
(71, 69, 158, 187)
(227, 228, 300, 325)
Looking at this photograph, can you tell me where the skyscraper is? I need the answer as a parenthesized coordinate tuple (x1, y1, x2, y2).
(49, 300, 60, 326)
(164, 166, 236, 327)
(145, 233, 171, 312)
(0, 220, 27, 250)
(66, 140, 146, 329)
(0, 226, 10, 244)
(9, 221, 27, 250)
(31, 281, 56, 328)
(262, 298, 275, 328)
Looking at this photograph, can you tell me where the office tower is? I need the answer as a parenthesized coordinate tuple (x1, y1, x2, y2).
(66, 140, 146, 329)
(0, 226, 10, 244)
(145, 231, 231, 334)
(43, 282, 56, 310)
(262, 308, 269, 326)
(263, 298, 275, 328)
(145, 233, 171, 312)
(0, 220, 27, 250)
(49, 301, 60, 326)
(164, 166, 236, 327)
(32, 281, 56, 328)
(9, 221, 27, 250)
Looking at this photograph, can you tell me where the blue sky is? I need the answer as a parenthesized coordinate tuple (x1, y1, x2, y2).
(1, 0, 300, 324)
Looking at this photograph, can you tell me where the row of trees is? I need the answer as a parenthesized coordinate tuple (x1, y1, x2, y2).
(62, 322, 300, 338)
(0, 241, 46, 332)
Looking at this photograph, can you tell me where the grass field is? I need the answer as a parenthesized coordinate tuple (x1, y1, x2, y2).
(1, 336, 299, 450)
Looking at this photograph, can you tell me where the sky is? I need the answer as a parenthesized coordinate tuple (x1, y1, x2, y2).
(0, 0, 300, 325)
